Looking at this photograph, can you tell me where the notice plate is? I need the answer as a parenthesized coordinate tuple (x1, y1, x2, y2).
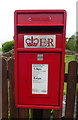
(32, 64, 48, 94)
(24, 35, 56, 48)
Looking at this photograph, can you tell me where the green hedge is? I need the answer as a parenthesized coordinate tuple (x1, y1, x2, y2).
(2, 40, 14, 53)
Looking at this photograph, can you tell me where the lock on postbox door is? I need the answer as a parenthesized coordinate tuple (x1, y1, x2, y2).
(14, 10, 66, 109)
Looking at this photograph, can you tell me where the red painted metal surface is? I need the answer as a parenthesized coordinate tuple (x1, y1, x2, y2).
(18, 53, 60, 105)
(14, 10, 67, 109)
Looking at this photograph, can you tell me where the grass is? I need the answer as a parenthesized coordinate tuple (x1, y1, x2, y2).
(63, 83, 67, 95)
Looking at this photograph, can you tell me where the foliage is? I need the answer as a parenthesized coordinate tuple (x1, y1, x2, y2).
(0, 48, 2, 52)
(76, 32, 78, 51)
(2, 40, 14, 53)
(66, 35, 76, 51)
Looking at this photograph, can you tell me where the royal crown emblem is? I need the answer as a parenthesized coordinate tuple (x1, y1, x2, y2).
(25, 36, 39, 46)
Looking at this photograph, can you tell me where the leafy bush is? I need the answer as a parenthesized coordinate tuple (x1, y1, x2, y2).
(2, 40, 14, 53)
(66, 39, 76, 51)
(66, 35, 77, 51)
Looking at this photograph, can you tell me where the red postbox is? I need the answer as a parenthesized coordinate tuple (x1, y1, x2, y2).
(14, 10, 66, 109)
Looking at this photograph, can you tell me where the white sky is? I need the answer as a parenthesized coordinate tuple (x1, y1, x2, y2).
(0, 0, 77, 47)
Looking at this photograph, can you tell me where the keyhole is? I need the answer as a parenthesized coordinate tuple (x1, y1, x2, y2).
(25, 80, 27, 82)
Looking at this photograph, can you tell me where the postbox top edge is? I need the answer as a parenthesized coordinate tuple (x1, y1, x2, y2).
(14, 9, 67, 14)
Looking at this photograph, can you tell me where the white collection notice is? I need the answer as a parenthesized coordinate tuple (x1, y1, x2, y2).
(32, 64, 48, 94)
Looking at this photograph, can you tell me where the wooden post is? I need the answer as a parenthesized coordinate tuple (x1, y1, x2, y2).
(2, 58, 8, 119)
(76, 62, 78, 120)
(0, 57, 2, 119)
(18, 108, 29, 119)
(65, 61, 77, 119)
(42, 109, 51, 120)
(53, 110, 62, 119)
(8, 58, 19, 118)
(32, 109, 51, 119)
(32, 109, 43, 120)
(76, 91, 78, 120)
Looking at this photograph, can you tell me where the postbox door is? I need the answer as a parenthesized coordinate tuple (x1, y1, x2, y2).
(18, 52, 60, 106)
